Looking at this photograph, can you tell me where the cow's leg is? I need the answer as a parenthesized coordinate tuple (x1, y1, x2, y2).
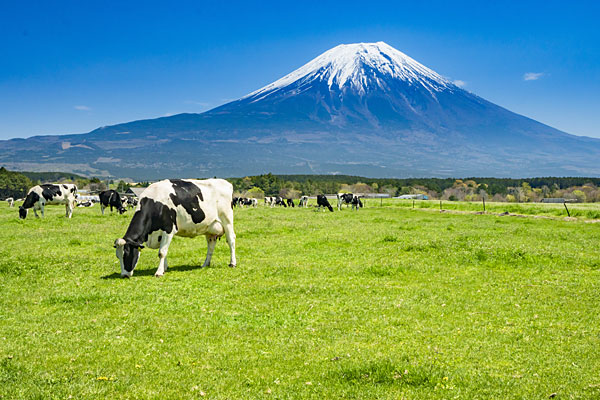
(101, 204, 105, 215)
(202, 235, 218, 268)
(155, 233, 173, 277)
(218, 209, 236, 267)
(33, 207, 39, 218)
(65, 201, 74, 218)
(40, 204, 45, 217)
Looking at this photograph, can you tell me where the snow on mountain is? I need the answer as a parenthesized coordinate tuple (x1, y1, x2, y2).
(243, 41, 453, 101)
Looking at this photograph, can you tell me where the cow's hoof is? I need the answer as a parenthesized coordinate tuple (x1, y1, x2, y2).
(121, 275, 130, 279)
(229, 264, 236, 268)
(154, 273, 163, 278)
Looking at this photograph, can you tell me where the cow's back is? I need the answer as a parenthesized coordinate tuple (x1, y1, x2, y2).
(27, 184, 77, 204)
(140, 179, 232, 236)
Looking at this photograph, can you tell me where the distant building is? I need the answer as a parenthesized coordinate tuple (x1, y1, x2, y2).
(396, 194, 429, 200)
(359, 193, 391, 199)
(541, 198, 578, 203)
(125, 187, 147, 198)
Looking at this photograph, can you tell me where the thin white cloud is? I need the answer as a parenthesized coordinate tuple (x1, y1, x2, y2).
(453, 80, 466, 88)
(184, 100, 210, 107)
(523, 72, 544, 81)
(74, 105, 91, 111)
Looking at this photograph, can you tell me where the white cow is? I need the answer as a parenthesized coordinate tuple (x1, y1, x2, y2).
(264, 196, 275, 207)
(298, 196, 309, 208)
(114, 178, 236, 278)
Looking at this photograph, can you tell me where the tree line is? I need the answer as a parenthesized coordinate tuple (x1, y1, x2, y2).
(3, 168, 600, 202)
(229, 174, 600, 202)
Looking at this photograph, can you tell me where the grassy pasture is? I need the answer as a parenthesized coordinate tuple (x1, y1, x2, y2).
(1, 201, 599, 399)
(373, 198, 600, 219)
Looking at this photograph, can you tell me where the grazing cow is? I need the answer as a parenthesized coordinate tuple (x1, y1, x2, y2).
(125, 197, 138, 209)
(316, 195, 334, 212)
(77, 195, 99, 203)
(337, 193, 355, 210)
(264, 196, 275, 207)
(274, 196, 287, 207)
(232, 197, 240, 208)
(351, 195, 363, 210)
(6, 197, 14, 207)
(77, 201, 95, 207)
(286, 198, 295, 208)
(236, 197, 246, 207)
(238, 198, 257, 208)
(99, 190, 126, 215)
(298, 196, 309, 208)
(19, 184, 77, 219)
(114, 178, 236, 278)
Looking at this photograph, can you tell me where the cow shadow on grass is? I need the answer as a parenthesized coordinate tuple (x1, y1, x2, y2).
(101, 264, 214, 279)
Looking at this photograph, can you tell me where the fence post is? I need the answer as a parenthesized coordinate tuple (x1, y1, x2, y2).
(483, 197, 486, 212)
(564, 201, 570, 217)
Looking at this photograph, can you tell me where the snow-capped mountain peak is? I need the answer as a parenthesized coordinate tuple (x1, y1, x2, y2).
(244, 41, 453, 101)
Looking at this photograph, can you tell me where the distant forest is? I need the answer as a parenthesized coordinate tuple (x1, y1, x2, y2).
(2, 168, 600, 202)
(20, 171, 88, 182)
(229, 173, 600, 201)
(272, 174, 600, 195)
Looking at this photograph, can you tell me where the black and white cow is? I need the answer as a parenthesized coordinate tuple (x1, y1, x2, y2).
(351, 195, 363, 210)
(6, 197, 14, 207)
(114, 178, 236, 278)
(274, 196, 287, 207)
(19, 184, 77, 219)
(286, 198, 295, 208)
(337, 193, 354, 210)
(237, 197, 257, 208)
(264, 196, 275, 207)
(125, 197, 138, 210)
(99, 190, 126, 215)
(77, 201, 95, 207)
(298, 196, 309, 208)
(316, 194, 334, 212)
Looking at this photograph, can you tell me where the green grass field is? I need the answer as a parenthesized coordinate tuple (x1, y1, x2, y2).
(374, 198, 600, 220)
(1, 201, 599, 399)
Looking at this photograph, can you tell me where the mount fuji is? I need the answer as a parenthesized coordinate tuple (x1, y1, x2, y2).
(1, 41, 599, 179)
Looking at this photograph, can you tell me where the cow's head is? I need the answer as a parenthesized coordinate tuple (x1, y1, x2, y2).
(118, 207, 127, 214)
(18, 206, 27, 219)
(114, 238, 144, 277)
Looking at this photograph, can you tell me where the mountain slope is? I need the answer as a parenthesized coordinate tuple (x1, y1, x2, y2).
(1, 42, 598, 179)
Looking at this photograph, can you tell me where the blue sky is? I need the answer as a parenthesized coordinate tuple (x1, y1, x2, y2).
(1, 0, 599, 140)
